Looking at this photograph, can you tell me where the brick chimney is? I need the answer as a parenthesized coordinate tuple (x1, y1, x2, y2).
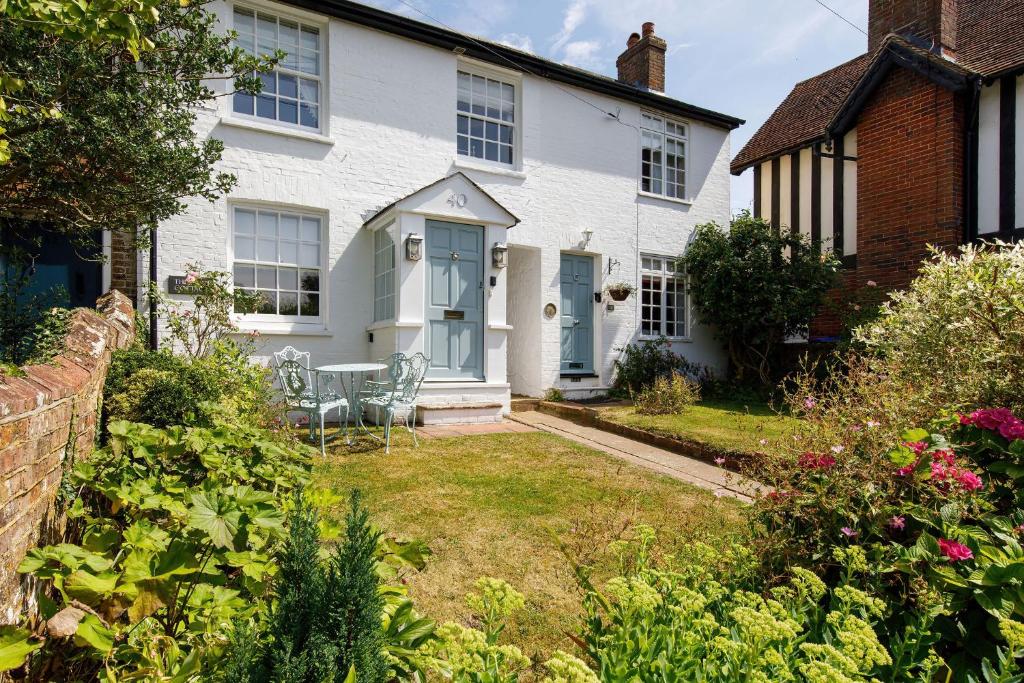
(616, 22, 667, 93)
(868, 0, 958, 57)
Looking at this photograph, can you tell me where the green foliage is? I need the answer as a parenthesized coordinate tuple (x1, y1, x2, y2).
(682, 212, 840, 386)
(104, 348, 222, 428)
(544, 387, 565, 402)
(13, 417, 312, 680)
(0, 0, 277, 245)
(575, 528, 940, 682)
(855, 241, 1024, 418)
(155, 265, 262, 359)
(633, 372, 700, 416)
(611, 336, 705, 397)
(0, 246, 70, 366)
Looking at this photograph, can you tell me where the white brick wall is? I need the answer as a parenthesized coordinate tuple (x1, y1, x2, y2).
(153, 0, 733, 401)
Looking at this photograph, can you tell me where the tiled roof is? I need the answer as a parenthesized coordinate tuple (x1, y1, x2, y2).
(731, 54, 870, 173)
(956, 0, 1024, 77)
(731, 0, 1024, 174)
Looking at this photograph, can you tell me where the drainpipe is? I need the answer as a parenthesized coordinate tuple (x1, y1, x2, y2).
(149, 223, 158, 351)
(963, 77, 982, 244)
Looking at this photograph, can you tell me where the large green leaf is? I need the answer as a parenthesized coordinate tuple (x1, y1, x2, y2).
(188, 491, 241, 549)
(73, 614, 114, 654)
(64, 569, 119, 604)
(0, 626, 42, 672)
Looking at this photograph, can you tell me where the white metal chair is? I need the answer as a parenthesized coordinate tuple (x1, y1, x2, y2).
(362, 352, 430, 454)
(272, 346, 348, 456)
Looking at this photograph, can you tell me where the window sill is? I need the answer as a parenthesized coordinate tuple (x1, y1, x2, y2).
(233, 322, 332, 336)
(218, 116, 335, 146)
(452, 158, 526, 179)
(637, 190, 693, 206)
(640, 335, 692, 343)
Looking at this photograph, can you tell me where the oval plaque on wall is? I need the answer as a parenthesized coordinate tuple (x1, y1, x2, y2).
(543, 303, 557, 319)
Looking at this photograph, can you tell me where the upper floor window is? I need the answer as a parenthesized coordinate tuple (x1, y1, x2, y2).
(641, 113, 687, 199)
(232, 6, 322, 131)
(373, 226, 395, 322)
(457, 70, 515, 165)
(640, 255, 688, 338)
(233, 206, 323, 322)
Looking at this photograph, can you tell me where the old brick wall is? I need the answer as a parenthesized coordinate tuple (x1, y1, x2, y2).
(0, 291, 134, 623)
(855, 67, 966, 291)
(109, 230, 139, 303)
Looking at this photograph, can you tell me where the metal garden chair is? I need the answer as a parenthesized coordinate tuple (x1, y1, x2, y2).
(272, 346, 349, 456)
(362, 352, 430, 453)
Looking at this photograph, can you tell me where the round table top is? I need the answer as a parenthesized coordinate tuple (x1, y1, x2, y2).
(317, 362, 387, 373)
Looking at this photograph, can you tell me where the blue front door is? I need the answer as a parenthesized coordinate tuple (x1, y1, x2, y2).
(425, 220, 485, 379)
(560, 254, 594, 374)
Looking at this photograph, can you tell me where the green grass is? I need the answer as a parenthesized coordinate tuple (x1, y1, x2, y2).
(316, 428, 744, 665)
(596, 399, 801, 454)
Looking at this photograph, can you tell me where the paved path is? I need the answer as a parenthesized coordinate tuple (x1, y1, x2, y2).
(418, 421, 538, 438)
(509, 411, 760, 501)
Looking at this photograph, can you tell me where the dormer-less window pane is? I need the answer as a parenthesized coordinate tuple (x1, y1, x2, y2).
(235, 237, 255, 260)
(235, 209, 256, 234)
(299, 243, 318, 267)
(457, 69, 517, 166)
(258, 212, 276, 236)
(279, 267, 298, 290)
(232, 6, 322, 131)
(280, 241, 298, 264)
(639, 112, 687, 199)
(301, 218, 319, 242)
(258, 239, 277, 262)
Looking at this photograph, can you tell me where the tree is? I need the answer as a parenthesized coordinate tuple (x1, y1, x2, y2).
(681, 211, 840, 386)
(0, 0, 276, 248)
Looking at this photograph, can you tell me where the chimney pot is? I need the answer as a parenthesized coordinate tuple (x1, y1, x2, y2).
(616, 22, 667, 92)
(642, 21, 655, 37)
(626, 32, 640, 48)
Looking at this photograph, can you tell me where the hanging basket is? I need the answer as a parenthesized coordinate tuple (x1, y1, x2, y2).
(607, 285, 634, 302)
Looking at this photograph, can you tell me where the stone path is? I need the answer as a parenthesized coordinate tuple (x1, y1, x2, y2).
(509, 411, 760, 501)
(417, 421, 538, 438)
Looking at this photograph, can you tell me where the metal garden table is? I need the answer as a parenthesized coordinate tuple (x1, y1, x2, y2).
(316, 362, 388, 441)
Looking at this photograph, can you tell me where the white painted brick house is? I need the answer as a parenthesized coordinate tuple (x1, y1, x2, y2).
(149, 0, 743, 423)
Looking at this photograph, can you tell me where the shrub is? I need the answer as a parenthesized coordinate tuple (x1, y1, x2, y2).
(0, 245, 70, 367)
(104, 348, 222, 428)
(11, 417, 313, 680)
(633, 372, 700, 415)
(544, 387, 565, 402)
(611, 336, 705, 397)
(855, 241, 1024, 417)
(682, 212, 840, 386)
(574, 528, 936, 681)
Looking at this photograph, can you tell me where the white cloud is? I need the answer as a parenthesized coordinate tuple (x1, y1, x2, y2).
(497, 32, 535, 53)
(561, 39, 604, 68)
(551, 0, 589, 53)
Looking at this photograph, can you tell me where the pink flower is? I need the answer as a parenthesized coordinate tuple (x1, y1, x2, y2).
(840, 527, 859, 538)
(849, 424, 863, 432)
(889, 515, 906, 530)
(938, 538, 973, 562)
(956, 470, 983, 491)
(932, 449, 955, 466)
(830, 444, 845, 455)
(904, 440, 927, 455)
(866, 280, 877, 287)
(866, 420, 880, 429)
(930, 461, 949, 481)
(803, 396, 817, 410)
(714, 456, 726, 466)
(970, 408, 1017, 431)
(250, 329, 261, 338)
(798, 452, 836, 470)
(852, 304, 861, 311)
(184, 271, 198, 284)
(759, 438, 768, 446)
(896, 464, 915, 477)
(958, 413, 974, 426)
(999, 418, 1024, 441)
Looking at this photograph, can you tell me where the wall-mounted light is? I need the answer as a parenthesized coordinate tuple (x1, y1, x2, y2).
(405, 233, 424, 261)
(491, 242, 508, 269)
(581, 228, 594, 248)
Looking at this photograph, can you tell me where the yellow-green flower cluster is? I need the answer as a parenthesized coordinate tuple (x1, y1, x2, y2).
(604, 576, 661, 612)
(428, 622, 530, 677)
(834, 585, 887, 619)
(833, 546, 869, 573)
(465, 577, 526, 619)
(1001, 619, 1024, 653)
(541, 650, 598, 683)
(790, 567, 827, 602)
(730, 605, 801, 643)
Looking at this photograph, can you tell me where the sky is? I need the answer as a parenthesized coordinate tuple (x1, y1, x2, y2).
(361, 0, 871, 216)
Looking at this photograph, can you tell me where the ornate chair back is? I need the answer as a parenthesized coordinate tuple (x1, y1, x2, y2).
(395, 352, 430, 403)
(273, 346, 313, 407)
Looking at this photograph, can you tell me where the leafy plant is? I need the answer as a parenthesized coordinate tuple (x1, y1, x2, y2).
(103, 348, 222, 428)
(11, 417, 312, 680)
(0, 245, 70, 367)
(544, 387, 565, 403)
(611, 336, 705, 397)
(682, 212, 840, 386)
(633, 372, 700, 416)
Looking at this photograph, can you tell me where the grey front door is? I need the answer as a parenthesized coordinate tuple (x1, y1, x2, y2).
(426, 220, 485, 379)
(560, 253, 594, 374)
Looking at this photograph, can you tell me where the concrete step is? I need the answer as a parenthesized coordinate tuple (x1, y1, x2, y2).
(416, 401, 504, 425)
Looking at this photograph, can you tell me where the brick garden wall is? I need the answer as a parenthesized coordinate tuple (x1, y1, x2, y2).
(0, 291, 134, 623)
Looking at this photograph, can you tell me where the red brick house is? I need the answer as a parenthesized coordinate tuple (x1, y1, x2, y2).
(731, 0, 1024, 339)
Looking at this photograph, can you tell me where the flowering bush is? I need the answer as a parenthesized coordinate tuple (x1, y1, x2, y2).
(633, 371, 701, 415)
(574, 528, 935, 681)
(752, 407, 1024, 675)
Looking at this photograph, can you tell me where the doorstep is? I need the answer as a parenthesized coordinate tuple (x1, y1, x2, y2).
(417, 401, 504, 425)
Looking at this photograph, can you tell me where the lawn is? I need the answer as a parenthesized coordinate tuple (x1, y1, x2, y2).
(316, 428, 745, 666)
(595, 399, 801, 454)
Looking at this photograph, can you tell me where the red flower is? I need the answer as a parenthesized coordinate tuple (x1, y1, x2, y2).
(932, 449, 955, 466)
(938, 538, 973, 562)
(999, 418, 1024, 441)
(955, 470, 983, 491)
(798, 452, 836, 470)
(970, 408, 1017, 431)
(904, 440, 928, 455)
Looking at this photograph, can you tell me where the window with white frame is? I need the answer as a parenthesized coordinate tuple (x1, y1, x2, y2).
(373, 227, 395, 322)
(232, 206, 323, 321)
(232, 6, 322, 130)
(640, 255, 688, 338)
(457, 70, 515, 165)
(640, 113, 687, 199)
